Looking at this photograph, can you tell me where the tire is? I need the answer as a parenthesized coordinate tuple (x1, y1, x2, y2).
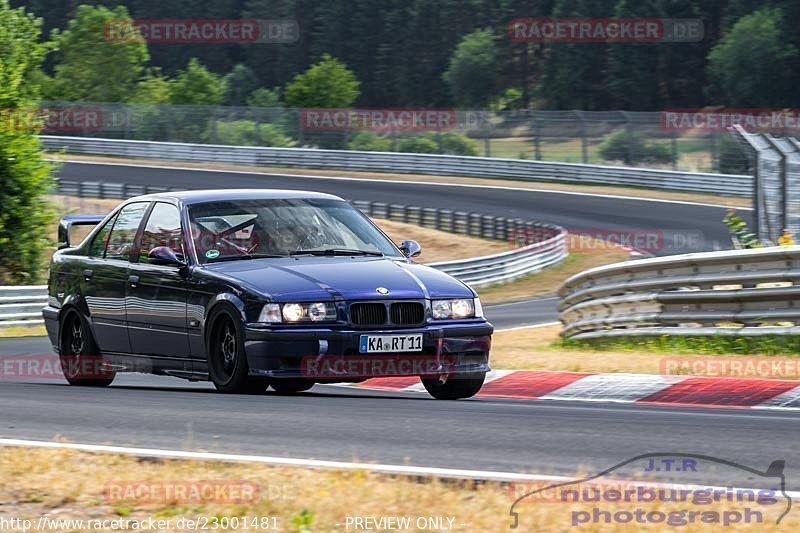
(207, 310, 265, 394)
(269, 378, 315, 394)
(59, 311, 115, 387)
(421, 372, 486, 400)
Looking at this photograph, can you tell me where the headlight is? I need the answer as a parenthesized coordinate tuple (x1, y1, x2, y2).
(282, 303, 305, 322)
(258, 302, 335, 323)
(431, 298, 481, 320)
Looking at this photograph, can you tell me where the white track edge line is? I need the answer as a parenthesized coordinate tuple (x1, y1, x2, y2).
(59, 159, 751, 210)
(0, 437, 567, 483)
(2, 438, 796, 499)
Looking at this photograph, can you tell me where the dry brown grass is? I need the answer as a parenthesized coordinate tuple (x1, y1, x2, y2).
(374, 219, 508, 263)
(49, 153, 750, 208)
(477, 236, 630, 304)
(0, 324, 47, 339)
(0, 446, 794, 532)
(491, 325, 800, 378)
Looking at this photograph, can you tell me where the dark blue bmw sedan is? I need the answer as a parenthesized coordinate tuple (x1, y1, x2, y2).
(43, 190, 493, 399)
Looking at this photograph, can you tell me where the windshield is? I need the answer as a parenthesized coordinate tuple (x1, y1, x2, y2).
(188, 198, 402, 263)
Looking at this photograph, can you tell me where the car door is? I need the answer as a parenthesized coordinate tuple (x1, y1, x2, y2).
(126, 201, 191, 361)
(81, 202, 149, 354)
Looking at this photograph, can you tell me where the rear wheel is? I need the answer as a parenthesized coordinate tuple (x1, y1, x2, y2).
(59, 312, 115, 387)
(421, 372, 485, 400)
(208, 312, 266, 394)
(270, 378, 315, 394)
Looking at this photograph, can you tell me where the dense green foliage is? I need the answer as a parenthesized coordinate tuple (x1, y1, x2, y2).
(0, 0, 53, 283)
(13, 0, 800, 109)
(707, 8, 797, 107)
(46, 4, 148, 102)
(284, 54, 360, 108)
(443, 29, 499, 108)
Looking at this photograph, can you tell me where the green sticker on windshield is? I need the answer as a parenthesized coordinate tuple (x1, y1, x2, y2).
(205, 249, 220, 259)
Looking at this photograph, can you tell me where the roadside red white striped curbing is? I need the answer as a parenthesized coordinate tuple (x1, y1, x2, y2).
(355, 370, 800, 410)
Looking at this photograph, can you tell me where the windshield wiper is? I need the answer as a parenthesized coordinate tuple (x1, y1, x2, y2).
(207, 253, 286, 262)
(290, 248, 384, 257)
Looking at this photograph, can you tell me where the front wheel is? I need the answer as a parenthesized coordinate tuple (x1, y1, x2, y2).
(59, 312, 115, 387)
(421, 372, 485, 400)
(208, 311, 265, 394)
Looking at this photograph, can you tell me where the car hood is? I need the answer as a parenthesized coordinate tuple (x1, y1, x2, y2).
(201, 257, 473, 301)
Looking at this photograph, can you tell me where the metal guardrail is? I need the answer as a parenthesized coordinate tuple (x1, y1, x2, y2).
(43, 136, 752, 197)
(57, 180, 183, 199)
(557, 246, 800, 340)
(350, 201, 568, 288)
(0, 286, 48, 328)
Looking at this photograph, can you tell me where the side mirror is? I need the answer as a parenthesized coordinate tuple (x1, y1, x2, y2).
(148, 246, 186, 267)
(399, 240, 422, 258)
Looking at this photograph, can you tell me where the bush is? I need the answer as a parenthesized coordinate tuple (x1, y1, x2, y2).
(644, 142, 674, 164)
(435, 132, 478, 156)
(348, 131, 392, 152)
(392, 133, 477, 155)
(211, 120, 295, 147)
(396, 136, 439, 154)
(599, 129, 676, 165)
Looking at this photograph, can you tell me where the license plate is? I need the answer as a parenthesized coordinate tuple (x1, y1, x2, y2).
(359, 334, 423, 353)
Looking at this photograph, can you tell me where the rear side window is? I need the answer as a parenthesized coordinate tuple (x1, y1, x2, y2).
(88, 215, 116, 258)
(105, 202, 149, 261)
(139, 202, 185, 263)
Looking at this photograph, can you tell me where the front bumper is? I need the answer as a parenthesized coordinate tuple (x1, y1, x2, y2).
(243, 320, 493, 380)
(42, 305, 60, 353)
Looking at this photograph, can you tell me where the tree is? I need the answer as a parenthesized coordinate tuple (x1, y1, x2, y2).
(538, 0, 612, 109)
(247, 87, 282, 108)
(223, 64, 259, 106)
(707, 8, 796, 106)
(443, 29, 499, 108)
(0, 0, 53, 283)
(284, 54, 360, 108)
(169, 58, 226, 105)
(48, 4, 149, 102)
(606, 0, 663, 110)
(130, 68, 172, 104)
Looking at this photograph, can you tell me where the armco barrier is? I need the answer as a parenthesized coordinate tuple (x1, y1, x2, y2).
(558, 246, 800, 340)
(0, 286, 47, 328)
(42, 136, 752, 196)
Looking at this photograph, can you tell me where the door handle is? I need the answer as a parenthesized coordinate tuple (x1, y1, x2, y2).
(83, 269, 93, 280)
(128, 275, 140, 287)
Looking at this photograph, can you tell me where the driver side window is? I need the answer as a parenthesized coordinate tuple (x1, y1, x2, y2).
(139, 202, 185, 264)
(105, 202, 149, 261)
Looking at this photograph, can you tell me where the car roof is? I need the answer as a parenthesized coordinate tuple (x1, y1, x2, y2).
(127, 189, 344, 205)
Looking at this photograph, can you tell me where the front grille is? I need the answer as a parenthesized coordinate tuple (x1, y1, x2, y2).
(390, 302, 425, 325)
(350, 303, 387, 326)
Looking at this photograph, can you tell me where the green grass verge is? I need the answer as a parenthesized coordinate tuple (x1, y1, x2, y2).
(557, 334, 800, 356)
